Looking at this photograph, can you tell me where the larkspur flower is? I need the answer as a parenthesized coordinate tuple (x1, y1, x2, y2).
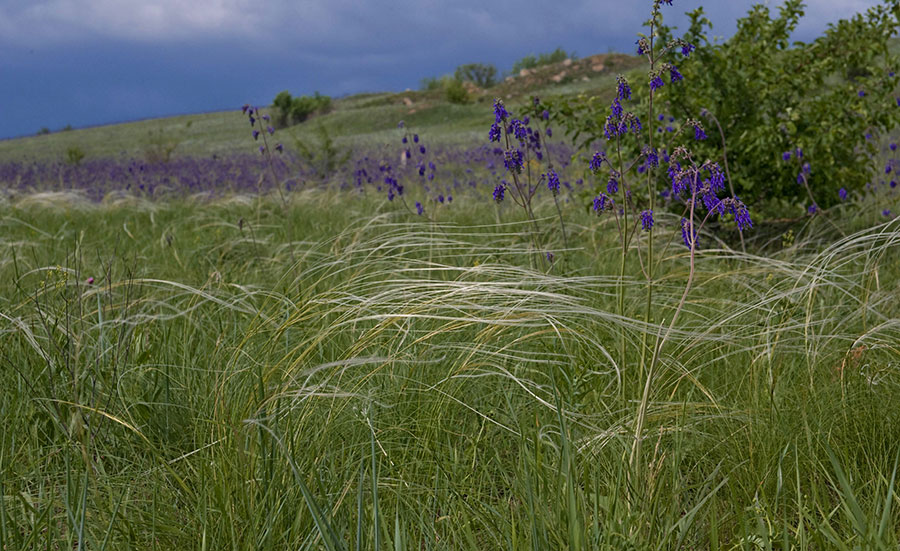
(590, 151, 607, 173)
(242, 104, 250, 114)
(546, 127, 552, 137)
(542, 109, 550, 121)
(616, 75, 632, 100)
(604, 172, 619, 194)
(493, 183, 505, 202)
(640, 209, 654, 231)
(650, 74, 665, 91)
(510, 119, 527, 140)
(636, 39, 649, 56)
(267, 126, 275, 135)
(493, 99, 509, 123)
(262, 114, 270, 121)
(669, 66, 683, 82)
(884, 209, 893, 217)
(694, 125, 707, 141)
(413, 134, 419, 143)
(891, 143, 897, 151)
(488, 123, 501, 142)
(808, 203, 818, 214)
(858, 90, 866, 97)
(547, 170, 561, 195)
(397, 121, 405, 128)
(645, 147, 659, 167)
(275, 143, 283, 153)
(252, 129, 260, 140)
(681, 43, 695, 56)
(782, 151, 791, 161)
(258, 145, 265, 154)
(420, 146, 426, 154)
(593, 193, 613, 212)
(415, 201, 424, 215)
(839, 187, 848, 201)
(402, 136, 408, 144)
(503, 149, 524, 173)
(887, 164, 893, 174)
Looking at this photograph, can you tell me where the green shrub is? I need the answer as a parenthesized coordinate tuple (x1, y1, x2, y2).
(420, 76, 443, 91)
(64, 146, 85, 165)
(292, 124, 350, 183)
(444, 78, 470, 104)
(511, 47, 575, 74)
(659, 1, 900, 211)
(273, 91, 332, 126)
(454, 63, 497, 88)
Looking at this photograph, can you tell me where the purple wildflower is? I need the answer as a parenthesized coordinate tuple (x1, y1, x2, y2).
(503, 149, 524, 173)
(267, 126, 275, 135)
(640, 210, 654, 231)
(838, 187, 848, 201)
(694, 125, 707, 141)
(493, 99, 509, 123)
(547, 170, 561, 195)
(616, 75, 632, 100)
(493, 183, 505, 202)
(681, 43, 695, 56)
(782, 151, 791, 161)
(669, 66, 683, 82)
(415, 201, 424, 215)
(488, 123, 501, 142)
(589, 151, 607, 173)
(275, 143, 284, 153)
(650, 75, 665, 91)
(252, 129, 260, 140)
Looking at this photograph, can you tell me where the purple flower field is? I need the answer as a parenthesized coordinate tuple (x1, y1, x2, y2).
(0, 142, 581, 204)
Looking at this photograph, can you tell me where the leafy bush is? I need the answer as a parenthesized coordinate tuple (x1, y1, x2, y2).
(543, 2, 900, 215)
(454, 63, 497, 88)
(273, 90, 332, 127)
(420, 76, 443, 91)
(511, 47, 575, 74)
(444, 78, 470, 104)
(64, 146, 85, 165)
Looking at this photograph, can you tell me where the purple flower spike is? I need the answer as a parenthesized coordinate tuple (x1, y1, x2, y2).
(640, 210, 654, 231)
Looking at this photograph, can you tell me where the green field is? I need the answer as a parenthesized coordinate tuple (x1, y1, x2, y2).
(3, 44, 900, 549)
(1, 185, 899, 549)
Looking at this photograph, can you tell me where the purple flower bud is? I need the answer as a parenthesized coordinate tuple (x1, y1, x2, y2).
(267, 126, 275, 135)
(858, 90, 866, 97)
(259, 145, 265, 154)
(838, 187, 848, 201)
(542, 109, 549, 121)
(413, 134, 419, 143)
(416, 201, 424, 215)
(252, 130, 260, 140)
(275, 143, 284, 153)
(782, 151, 791, 161)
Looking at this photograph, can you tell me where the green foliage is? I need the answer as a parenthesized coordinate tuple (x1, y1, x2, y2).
(511, 47, 576, 74)
(273, 90, 333, 127)
(542, 2, 900, 215)
(454, 62, 497, 88)
(291, 124, 350, 182)
(444, 78, 470, 104)
(662, 1, 900, 211)
(64, 146, 85, 165)
(419, 76, 442, 91)
(36, 127, 50, 136)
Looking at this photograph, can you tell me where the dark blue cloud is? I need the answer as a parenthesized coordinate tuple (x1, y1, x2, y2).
(0, 0, 883, 140)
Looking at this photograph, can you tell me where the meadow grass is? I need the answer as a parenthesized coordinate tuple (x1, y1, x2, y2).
(1, 190, 898, 549)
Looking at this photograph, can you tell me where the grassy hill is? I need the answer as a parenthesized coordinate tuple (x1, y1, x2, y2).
(0, 54, 642, 164)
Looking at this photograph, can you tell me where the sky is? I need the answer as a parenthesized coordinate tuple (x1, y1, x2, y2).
(0, 0, 884, 140)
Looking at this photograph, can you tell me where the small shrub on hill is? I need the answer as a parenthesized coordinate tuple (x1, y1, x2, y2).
(273, 90, 332, 127)
(511, 47, 576, 74)
(454, 62, 498, 88)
